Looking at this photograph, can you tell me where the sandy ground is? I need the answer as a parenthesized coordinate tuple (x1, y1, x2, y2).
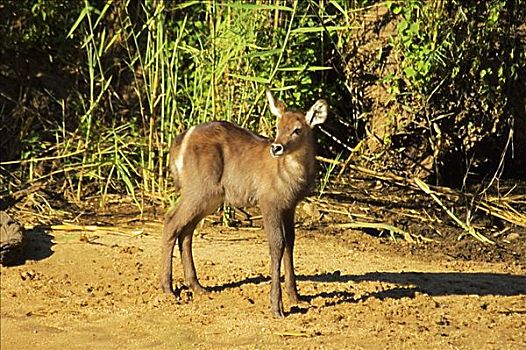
(1, 219, 526, 350)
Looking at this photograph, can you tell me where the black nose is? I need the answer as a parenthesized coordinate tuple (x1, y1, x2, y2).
(271, 143, 284, 157)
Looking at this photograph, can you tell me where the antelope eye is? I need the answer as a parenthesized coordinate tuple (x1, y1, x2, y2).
(292, 127, 302, 136)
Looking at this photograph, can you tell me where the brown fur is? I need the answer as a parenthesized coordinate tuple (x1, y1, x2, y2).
(161, 92, 328, 318)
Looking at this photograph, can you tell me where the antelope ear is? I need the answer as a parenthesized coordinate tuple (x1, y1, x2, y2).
(266, 89, 286, 118)
(305, 99, 328, 127)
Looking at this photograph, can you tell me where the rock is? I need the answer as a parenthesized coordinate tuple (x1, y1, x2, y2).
(505, 232, 520, 242)
(0, 211, 25, 265)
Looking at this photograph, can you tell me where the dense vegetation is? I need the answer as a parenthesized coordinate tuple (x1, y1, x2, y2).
(1, 0, 525, 209)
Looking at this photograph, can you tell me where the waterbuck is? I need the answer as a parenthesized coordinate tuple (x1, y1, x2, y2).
(161, 90, 328, 317)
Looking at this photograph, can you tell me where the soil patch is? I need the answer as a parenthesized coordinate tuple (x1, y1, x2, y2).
(1, 189, 526, 349)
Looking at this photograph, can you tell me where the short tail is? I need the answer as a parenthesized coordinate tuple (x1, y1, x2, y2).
(168, 132, 186, 192)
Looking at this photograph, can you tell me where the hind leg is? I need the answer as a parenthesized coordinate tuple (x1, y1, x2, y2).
(160, 193, 221, 296)
(160, 204, 190, 295)
(178, 218, 208, 294)
(160, 200, 202, 295)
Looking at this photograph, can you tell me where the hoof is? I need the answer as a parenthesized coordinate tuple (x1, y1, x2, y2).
(160, 283, 180, 299)
(271, 301, 285, 318)
(188, 283, 209, 295)
(161, 284, 175, 295)
(288, 294, 309, 307)
(286, 292, 301, 305)
(272, 308, 285, 319)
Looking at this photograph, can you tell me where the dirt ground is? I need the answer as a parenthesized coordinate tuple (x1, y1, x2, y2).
(1, 202, 525, 350)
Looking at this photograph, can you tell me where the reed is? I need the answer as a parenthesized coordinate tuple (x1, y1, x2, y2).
(51, 0, 350, 207)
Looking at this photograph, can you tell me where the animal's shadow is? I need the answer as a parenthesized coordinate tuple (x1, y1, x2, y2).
(3, 226, 54, 266)
(207, 275, 270, 292)
(207, 270, 526, 315)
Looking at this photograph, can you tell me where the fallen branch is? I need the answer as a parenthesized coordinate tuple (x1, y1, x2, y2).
(333, 221, 434, 243)
(476, 201, 526, 229)
(414, 178, 494, 244)
(274, 331, 312, 337)
(46, 223, 143, 237)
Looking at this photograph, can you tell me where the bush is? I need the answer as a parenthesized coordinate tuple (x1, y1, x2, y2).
(383, 0, 526, 185)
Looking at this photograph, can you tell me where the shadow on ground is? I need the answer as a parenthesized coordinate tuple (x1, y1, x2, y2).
(202, 270, 526, 315)
(298, 271, 526, 297)
(3, 226, 54, 266)
(209, 271, 526, 297)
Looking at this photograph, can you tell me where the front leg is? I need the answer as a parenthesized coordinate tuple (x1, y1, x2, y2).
(283, 207, 300, 304)
(262, 207, 286, 318)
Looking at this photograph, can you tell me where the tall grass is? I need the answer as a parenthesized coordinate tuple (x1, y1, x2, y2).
(12, 0, 352, 209)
